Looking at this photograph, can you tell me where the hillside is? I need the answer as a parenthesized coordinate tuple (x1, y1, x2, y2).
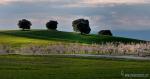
(0, 30, 145, 45)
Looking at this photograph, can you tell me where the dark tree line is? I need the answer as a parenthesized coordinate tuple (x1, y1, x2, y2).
(17, 19, 112, 36)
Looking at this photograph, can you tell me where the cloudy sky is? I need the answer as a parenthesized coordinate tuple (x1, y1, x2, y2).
(0, 0, 150, 40)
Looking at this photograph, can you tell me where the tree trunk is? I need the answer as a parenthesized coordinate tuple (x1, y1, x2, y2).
(22, 28, 25, 31)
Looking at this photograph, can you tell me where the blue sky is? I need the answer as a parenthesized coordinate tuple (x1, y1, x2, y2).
(0, 0, 150, 40)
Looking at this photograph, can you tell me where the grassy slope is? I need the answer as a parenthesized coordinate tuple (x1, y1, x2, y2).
(0, 30, 144, 46)
(0, 55, 149, 79)
(0, 31, 149, 79)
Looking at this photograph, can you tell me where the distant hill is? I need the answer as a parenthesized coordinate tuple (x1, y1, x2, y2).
(0, 30, 145, 46)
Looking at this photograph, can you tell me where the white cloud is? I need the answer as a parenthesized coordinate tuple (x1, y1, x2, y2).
(0, 0, 150, 31)
(82, 0, 150, 4)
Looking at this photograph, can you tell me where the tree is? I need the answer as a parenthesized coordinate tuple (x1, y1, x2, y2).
(98, 30, 113, 36)
(72, 19, 91, 34)
(18, 19, 32, 31)
(46, 20, 58, 30)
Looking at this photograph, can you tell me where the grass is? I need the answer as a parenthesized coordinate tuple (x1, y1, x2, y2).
(0, 30, 149, 79)
(0, 55, 149, 79)
(0, 30, 145, 46)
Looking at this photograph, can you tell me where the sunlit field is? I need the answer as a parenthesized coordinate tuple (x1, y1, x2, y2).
(0, 30, 149, 79)
(0, 55, 149, 79)
(0, 30, 144, 45)
(0, 30, 149, 56)
(1, 0, 150, 79)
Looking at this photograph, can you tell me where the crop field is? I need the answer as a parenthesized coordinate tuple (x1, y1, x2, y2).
(0, 30, 149, 56)
(0, 30, 149, 79)
(0, 42, 149, 56)
(0, 55, 149, 79)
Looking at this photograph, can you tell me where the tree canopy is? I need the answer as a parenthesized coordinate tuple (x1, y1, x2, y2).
(46, 20, 58, 30)
(18, 19, 32, 31)
(72, 19, 91, 34)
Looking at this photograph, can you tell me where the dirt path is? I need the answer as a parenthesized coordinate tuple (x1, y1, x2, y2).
(55, 54, 150, 60)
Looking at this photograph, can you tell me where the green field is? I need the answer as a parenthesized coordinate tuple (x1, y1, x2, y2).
(0, 30, 149, 79)
(0, 30, 144, 46)
(0, 55, 149, 79)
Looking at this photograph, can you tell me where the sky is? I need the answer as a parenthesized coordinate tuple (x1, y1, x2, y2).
(0, 0, 150, 40)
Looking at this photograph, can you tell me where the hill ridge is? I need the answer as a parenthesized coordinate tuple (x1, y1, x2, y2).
(0, 30, 145, 45)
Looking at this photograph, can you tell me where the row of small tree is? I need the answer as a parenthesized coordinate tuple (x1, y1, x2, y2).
(18, 19, 58, 31)
(18, 19, 112, 36)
